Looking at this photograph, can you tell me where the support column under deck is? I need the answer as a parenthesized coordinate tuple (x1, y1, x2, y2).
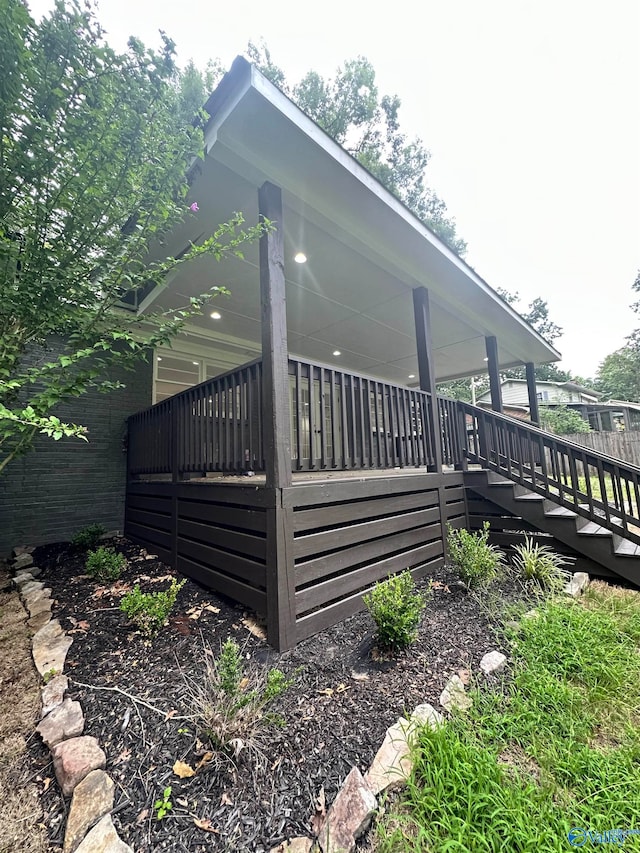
(485, 335, 503, 413)
(525, 362, 540, 425)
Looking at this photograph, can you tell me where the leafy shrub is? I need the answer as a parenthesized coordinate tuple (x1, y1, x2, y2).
(363, 570, 427, 652)
(120, 577, 186, 635)
(72, 523, 106, 550)
(184, 638, 292, 761)
(86, 546, 125, 582)
(511, 536, 571, 590)
(447, 522, 505, 589)
(539, 405, 590, 435)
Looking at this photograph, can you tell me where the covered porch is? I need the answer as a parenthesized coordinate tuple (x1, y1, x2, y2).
(125, 57, 560, 649)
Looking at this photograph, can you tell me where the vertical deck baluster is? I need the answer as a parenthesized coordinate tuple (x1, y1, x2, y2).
(294, 361, 302, 469)
(340, 372, 349, 467)
(308, 363, 316, 470)
(319, 367, 327, 469)
(329, 369, 337, 468)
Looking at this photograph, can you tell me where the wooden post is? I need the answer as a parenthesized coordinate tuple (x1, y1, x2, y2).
(485, 336, 503, 413)
(259, 182, 295, 650)
(259, 181, 292, 489)
(525, 362, 540, 425)
(413, 286, 443, 472)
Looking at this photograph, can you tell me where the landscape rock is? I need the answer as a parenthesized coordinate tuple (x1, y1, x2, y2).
(21, 580, 45, 596)
(270, 838, 314, 853)
(52, 736, 106, 797)
(440, 674, 472, 713)
(24, 587, 51, 609)
(365, 704, 443, 795)
(33, 632, 73, 678)
(13, 553, 34, 570)
(318, 766, 376, 853)
(74, 814, 132, 853)
(41, 674, 69, 718)
(480, 651, 507, 676)
(33, 618, 64, 648)
(564, 571, 590, 597)
(13, 544, 35, 557)
(64, 770, 115, 853)
(14, 570, 36, 586)
(27, 594, 53, 619)
(37, 698, 84, 749)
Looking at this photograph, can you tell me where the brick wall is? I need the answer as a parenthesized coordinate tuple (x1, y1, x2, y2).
(0, 345, 152, 555)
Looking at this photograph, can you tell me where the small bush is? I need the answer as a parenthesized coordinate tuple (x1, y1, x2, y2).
(364, 570, 427, 652)
(120, 577, 186, 636)
(72, 523, 106, 550)
(447, 522, 505, 589)
(184, 638, 292, 761)
(511, 536, 572, 590)
(86, 546, 125, 582)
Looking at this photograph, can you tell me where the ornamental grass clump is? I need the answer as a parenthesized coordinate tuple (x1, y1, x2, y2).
(511, 536, 572, 591)
(447, 522, 505, 589)
(184, 638, 292, 762)
(85, 546, 125, 582)
(120, 577, 186, 636)
(364, 570, 427, 652)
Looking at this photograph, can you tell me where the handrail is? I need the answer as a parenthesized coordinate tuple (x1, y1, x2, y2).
(459, 401, 640, 546)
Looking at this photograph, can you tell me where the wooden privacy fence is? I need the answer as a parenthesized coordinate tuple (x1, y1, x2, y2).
(563, 431, 640, 468)
(460, 402, 640, 547)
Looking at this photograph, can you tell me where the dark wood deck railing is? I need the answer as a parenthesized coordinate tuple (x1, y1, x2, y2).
(460, 401, 640, 546)
(288, 357, 436, 471)
(128, 359, 264, 477)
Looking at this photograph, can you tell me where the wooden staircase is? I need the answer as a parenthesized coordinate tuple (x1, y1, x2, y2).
(466, 470, 640, 585)
(451, 400, 640, 588)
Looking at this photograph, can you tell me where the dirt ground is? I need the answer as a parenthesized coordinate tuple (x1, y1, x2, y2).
(0, 564, 49, 853)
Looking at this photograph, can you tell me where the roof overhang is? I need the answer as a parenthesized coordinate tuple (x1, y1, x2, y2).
(142, 57, 561, 385)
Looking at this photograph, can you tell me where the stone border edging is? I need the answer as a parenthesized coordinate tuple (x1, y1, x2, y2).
(11, 547, 133, 853)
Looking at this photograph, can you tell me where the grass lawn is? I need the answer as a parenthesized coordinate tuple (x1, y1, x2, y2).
(376, 581, 640, 852)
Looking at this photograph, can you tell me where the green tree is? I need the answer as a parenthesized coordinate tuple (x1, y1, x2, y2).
(596, 347, 640, 402)
(539, 406, 591, 435)
(0, 1, 265, 473)
(245, 42, 466, 255)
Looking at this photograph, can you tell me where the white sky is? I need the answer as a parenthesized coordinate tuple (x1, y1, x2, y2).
(28, 0, 640, 377)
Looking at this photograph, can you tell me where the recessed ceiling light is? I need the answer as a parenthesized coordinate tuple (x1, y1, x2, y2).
(483, 357, 489, 361)
(408, 374, 415, 379)
(294, 252, 307, 264)
(210, 311, 222, 320)
(192, 361, 199, 365)
(157, 357, 162, 362)
(333, 350, 341, 356)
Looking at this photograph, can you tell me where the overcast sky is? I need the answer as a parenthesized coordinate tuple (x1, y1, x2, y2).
(29, 0, 640, 378)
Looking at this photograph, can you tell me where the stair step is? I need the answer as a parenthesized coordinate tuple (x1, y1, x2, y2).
(614, 540, 640, 557)
(486, 474, 512, 486)
(544, 506, 577, 518)
(577, 521, 612, 537)
(514, 492, 544, 502)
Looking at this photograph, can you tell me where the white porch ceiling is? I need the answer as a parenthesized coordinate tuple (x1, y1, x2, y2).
(143, 59, 560, 386)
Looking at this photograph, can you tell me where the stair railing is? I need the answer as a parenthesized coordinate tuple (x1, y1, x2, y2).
(457, 401, 640, 547)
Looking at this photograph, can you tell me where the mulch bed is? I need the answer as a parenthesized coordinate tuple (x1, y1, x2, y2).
(26, 537, 532, 852)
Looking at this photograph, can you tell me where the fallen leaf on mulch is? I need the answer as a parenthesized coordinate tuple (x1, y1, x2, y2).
(242, 615, 266, 639)
(194, 817, 218, 833)
(136, 809, 149, 825)
(173, 760, 195, 778)
(220, 792, 233, 806)
(195, 751, 215, 772)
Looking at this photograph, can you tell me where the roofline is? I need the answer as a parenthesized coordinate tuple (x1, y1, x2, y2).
(203, 57, 561, 364)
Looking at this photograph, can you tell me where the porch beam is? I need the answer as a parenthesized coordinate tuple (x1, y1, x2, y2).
(412, 286, 443, 472)
(485, 335, 503, 413)
(525, 362, 540, 425)
(259, 181, 292, 489)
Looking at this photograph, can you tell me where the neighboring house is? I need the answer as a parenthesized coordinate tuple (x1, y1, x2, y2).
(477, 379, 599, 408)
(476, 380, 640, 431)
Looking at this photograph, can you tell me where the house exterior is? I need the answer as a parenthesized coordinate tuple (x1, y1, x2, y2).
(476, 379, 599, 408)
(16, 59, 640, 650)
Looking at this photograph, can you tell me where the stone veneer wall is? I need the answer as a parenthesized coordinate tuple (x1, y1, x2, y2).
(0, 343, 152, 554)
